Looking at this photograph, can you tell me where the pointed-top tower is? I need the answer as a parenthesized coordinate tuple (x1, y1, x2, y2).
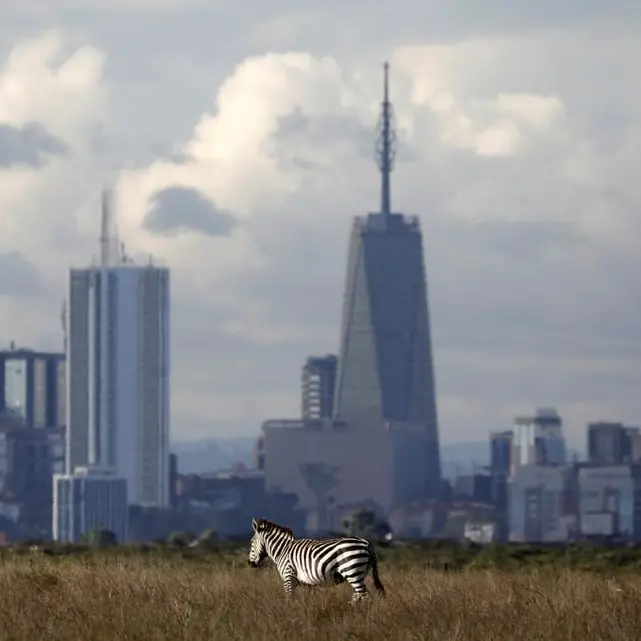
(333, 62, 442, 500)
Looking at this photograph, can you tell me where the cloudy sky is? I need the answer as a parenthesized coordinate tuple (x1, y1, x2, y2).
(0, 0, 639, 449)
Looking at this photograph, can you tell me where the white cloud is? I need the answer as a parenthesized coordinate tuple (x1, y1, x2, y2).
(393, 43, 567, 156)
(493, 93, 565, 129)
(110, 35, 641, 443)
(0, 31, 108, 336)
(0, 31, 106, 138)
(7, 0, 207, 14)
(116, 52, 373, 323)
(1, 17, 641, 447)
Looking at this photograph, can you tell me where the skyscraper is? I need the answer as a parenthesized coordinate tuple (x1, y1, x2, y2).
(66, 189, 171, 507)
(333, 63, 441, 497)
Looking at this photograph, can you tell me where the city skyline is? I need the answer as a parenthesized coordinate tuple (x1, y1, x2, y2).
(0, 4, 639, 446)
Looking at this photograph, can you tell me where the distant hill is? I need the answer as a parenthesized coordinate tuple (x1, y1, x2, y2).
(171, 437, 256, 474)
(170, 437, 581, 478)
(439, 441, 490, 480)
(170, 437, 493, 477)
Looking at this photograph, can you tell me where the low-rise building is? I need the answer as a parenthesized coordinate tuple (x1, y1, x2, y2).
(52, 466, 128, 543)
(577, 465, 633, 537)
(388, 500, 436, 538)
(508, 465, 567, 542)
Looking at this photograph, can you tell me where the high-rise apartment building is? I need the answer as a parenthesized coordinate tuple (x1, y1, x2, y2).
(66, 190, 170, 507)
(301, 355, 337, 420)
(0, 346, 65, 429)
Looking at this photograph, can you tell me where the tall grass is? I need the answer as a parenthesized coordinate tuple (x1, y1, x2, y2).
(0, 554, 638, 640)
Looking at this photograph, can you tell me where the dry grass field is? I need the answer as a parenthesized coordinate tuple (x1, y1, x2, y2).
(0, 553, 639, 640)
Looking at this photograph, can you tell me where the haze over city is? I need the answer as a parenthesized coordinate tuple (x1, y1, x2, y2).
(0, 1, 639, 451)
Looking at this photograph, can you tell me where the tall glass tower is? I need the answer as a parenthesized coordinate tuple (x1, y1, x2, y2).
(66, 189, 171, 508)
(333, 64, 441, 497)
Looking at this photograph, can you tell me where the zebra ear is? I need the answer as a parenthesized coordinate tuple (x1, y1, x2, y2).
(251, 518, 258, 532)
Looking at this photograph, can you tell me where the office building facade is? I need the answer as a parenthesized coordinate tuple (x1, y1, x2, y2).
(577, 465, 634, 537)
(66, 263, 170, 507)
(53, 466, 128, 543)
(66, 191, 170, 508)
(511, 408, 566, 472)
(260, 64, 442, 518)
(508, 465, 567, 542)
(0, 347, 65, 429)
(301, 355, 337, 420)
(0, 419, 64, 537)
(587, 422, 641, 466)
(332, 64, 441, 499)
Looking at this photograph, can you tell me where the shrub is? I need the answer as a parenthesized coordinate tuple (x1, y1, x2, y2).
(197, 529, 218, 551)
(166, 531, 196, 549)
(87, 529, 118, 547)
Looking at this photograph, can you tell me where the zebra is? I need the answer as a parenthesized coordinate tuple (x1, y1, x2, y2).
(247, 517, 386, 603)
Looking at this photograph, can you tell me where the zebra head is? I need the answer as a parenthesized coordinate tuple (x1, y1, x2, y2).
(248, 518, 295, 567)
(248, 517, 269, 568)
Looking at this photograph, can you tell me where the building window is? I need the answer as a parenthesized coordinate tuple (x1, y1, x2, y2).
(4, 359, 27, 422)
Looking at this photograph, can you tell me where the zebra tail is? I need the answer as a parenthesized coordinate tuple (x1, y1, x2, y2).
(368, 541, 386, 596)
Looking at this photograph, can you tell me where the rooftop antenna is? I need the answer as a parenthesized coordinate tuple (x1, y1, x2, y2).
(375, 62, 397, 219)
(99, 185, 122, 266)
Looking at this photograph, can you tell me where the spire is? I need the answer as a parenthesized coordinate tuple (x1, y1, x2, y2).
(100, 187, 112, 266)
(375, 62, 397, 218)
(99, 185, 121, 266)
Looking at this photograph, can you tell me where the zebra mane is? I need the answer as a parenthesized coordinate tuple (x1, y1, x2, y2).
(254, 518, 295, 539)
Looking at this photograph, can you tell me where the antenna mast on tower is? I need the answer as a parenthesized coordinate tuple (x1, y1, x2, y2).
(375, 62, 397, 218)
(99, 185, 122, 265)
(100, 187, 112, 266)
(60, 301, 67, 354)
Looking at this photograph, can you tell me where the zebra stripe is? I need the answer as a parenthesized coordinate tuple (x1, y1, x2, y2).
(248, 518, 386, 603)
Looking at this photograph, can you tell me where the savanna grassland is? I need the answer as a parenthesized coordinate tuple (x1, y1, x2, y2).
(1, 543, 641, 640)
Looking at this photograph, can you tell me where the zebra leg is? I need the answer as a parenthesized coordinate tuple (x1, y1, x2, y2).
(345, 577, 370, 604)
(283, 571, 298, 599)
